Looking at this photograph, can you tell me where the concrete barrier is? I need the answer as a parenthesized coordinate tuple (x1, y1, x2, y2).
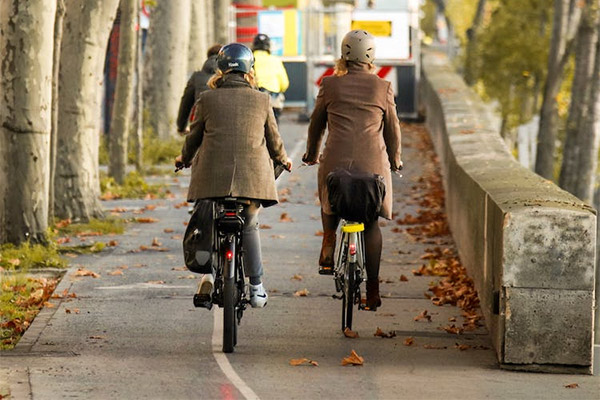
(419, 49, 597, 373)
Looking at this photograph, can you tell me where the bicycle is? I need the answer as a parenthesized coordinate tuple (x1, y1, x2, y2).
(178, 161, 289, 353)
(332, 220, 367, 332)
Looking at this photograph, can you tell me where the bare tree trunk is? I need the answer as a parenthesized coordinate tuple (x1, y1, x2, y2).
(133, 10, 144, 173)
(108, 0, 138, 184)
(49, 0, 65, 224)
(145, 0, 191, 140)
(54, 0, 120, 221)
(464, 0, 487, 85)
(535, 0, 582, 179)
(559, 0, 600, 194)
(214, 0, 231, 45)
(189, 0, 208, 74)
(206, 0, 216, 46)
(0, 0, 56, 244)
(574, 18, 600, 203)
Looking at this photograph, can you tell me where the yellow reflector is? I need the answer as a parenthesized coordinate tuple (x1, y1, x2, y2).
(342, 223, 364, 233)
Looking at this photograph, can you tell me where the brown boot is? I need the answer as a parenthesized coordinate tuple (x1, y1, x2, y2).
(318, 230, 336, 275)
(365, 279, 382, 311)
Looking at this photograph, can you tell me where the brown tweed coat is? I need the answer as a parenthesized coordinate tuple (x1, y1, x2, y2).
(305, 62, 402, 219)
(181, 74, 288, 207)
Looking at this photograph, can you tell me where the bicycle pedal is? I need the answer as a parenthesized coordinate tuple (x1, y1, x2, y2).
(193, 294, 213, 310)
(332, 294, 343, 300)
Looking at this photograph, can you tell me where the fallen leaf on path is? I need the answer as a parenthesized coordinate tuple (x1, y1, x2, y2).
(172, 266, 187, 271)
(259, 224, 272, 229)
(108, 270, 124, 276)
(400, 274, 409, 282)
(423, 344, 447, 350)
(73, 268, 100, 278)
(43, 301, 55, 308)
(133, 264, 147, 268)
(270, 234, 285, 239)
(145, 204, 157, 211)
(343, 327, 359, 338)
(147, 280, 165, 285)
(77, 231, 103, 237)
(178, 275, 196, 280)
(278, 188, 291, 196)
(171, 235, 183, 240)
(164, 228, 174, 233)
(110, 207, 127, 213)
(136, 217, 159, 223)
(56, 237, 71, 245)
(290, 274, 303, 281)
(65, 308, 80, 314)
(174, 201, 189, 209)
(341, 350, 364, 366)
(89, 335, 106, 340)
(279, 213, 293, 222)
(443, 324, 464, 335)
(107, 240, 118, 247)
(374, 327, 396, 338)
(289, 358, 318, 366)
(404, 337, 415, 346)
(55, 218, 72, 228)
(414, 310, 432, 322)
(116, 265, 128, 270)
(294, 288, 309, 297)
(151, 237, 162, 247)
(315, 230, 324, 236)
(454, 343, 470, 351)
(564, 383, 578, 389)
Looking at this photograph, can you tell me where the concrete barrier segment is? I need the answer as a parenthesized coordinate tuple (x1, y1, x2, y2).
(419, 48, 596, 374)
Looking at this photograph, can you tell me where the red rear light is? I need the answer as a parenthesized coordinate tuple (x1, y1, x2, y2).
(225, 212, 236, 216)
(226, 250, 233, 260)
(349, 243, 356, 255)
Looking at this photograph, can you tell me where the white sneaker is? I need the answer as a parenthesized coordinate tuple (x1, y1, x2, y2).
(249, 283, 268, 308)
(197, 274, 214, 298)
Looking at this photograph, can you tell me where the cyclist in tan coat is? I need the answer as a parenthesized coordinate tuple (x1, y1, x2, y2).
(303, 30, 402, 311)
(176, 43, 292, 308)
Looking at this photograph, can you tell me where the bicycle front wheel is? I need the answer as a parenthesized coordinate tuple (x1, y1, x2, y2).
(342, 261, 357, 331)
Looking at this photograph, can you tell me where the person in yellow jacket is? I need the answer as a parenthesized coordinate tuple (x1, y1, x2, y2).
(252, 33, 289, 123)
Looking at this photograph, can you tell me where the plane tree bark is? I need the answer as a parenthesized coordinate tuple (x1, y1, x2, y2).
(54, 0, 120, 221)
(559, 0, 600, 198)
(145, 0, 191, 140)
(108, 0, 138, 184)
(0, 0, 57, 244)
(535, 0, 582, 179)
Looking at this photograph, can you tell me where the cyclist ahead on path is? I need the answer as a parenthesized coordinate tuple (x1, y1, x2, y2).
(175, 43, 292, 308)
(176, 43, 222, 135)
(252, 33, 289, 123)
(302, 30, 402, 311)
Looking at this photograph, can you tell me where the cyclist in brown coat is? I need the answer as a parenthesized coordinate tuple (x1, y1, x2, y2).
(303, 30, 402, 311)
(176, 43, 292, 308)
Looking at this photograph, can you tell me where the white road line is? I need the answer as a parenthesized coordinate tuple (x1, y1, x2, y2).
(212, 309, 260, 400)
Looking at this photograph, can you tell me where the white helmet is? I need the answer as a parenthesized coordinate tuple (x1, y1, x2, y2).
(341, 30, 376, 63)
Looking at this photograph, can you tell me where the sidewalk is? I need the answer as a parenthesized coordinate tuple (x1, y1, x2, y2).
(1, 114, 599, 399)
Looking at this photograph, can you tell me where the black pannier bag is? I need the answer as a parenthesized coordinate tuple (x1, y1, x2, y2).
(183, 200, 216, 274)
(326, 169, 386, 223)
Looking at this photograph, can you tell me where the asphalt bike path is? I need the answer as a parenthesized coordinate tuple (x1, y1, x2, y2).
(1, 114, 599, 399)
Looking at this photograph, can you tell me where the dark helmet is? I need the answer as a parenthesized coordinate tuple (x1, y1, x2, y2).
(217, 43, 254, 74)
(252, 33, 271, 52)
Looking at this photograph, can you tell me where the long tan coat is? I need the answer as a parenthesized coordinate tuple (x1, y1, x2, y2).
(182, 74, 288, 207)
(305, 63, 402, 219)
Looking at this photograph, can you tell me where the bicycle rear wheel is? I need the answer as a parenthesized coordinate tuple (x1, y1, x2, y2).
(223, 253, 237, 353)
(342, 261, 357, 331)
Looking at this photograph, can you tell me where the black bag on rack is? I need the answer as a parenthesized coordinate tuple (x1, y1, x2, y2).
(183, 200, 216, 274)
(326, 169, 386, 223)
